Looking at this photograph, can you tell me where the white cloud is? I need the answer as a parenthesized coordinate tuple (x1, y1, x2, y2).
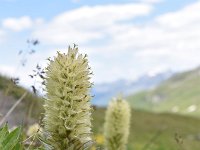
(156, 1, 200, 29)
(2, 1, 200, 87)
(104, 1, 200, 72)
(2, 16, 44, 32)
(2, 16, 32, 31)
(32, 3, 153, 45)
(20, 1, 200, 83)
(0, 65, 15, 76)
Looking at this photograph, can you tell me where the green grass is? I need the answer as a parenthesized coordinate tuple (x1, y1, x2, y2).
(92, 107, 200, 150)
(127, 67, 200, 117)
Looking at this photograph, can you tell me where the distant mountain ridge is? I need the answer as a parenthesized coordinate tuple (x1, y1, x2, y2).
(127, 66, 200, 117)
(92, 71, 173, 105)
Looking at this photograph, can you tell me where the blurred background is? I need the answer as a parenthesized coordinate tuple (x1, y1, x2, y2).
(1, 0, 200, 149)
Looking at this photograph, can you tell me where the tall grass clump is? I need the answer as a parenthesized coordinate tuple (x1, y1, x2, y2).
(43, 45, 93, 150)
(104, 96, 131, 150)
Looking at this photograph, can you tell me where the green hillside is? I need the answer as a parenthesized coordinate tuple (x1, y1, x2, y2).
(1, 74, 200, 150)
(0, 74, 43, 126)
(93, 108, 200, 150)
(127, 67, 200, 117)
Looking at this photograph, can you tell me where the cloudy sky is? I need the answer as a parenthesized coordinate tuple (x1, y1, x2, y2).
(0, 0, 200, 87)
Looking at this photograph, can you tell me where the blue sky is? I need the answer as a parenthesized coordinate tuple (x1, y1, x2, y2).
(0, 0, 196, 20)
(0, 0, 200, 87)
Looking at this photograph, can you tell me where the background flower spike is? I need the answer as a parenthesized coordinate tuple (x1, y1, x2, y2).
(104, 96, 131, 150)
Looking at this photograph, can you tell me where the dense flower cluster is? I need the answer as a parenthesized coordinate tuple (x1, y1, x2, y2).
(43, 46, 93, 150)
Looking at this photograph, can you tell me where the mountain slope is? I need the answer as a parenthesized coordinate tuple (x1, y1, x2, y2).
(2, 74, 200, 150)
(0, 74, 43, 127)
(92, 71, 173, 105)
(127, 67, 200, 117)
